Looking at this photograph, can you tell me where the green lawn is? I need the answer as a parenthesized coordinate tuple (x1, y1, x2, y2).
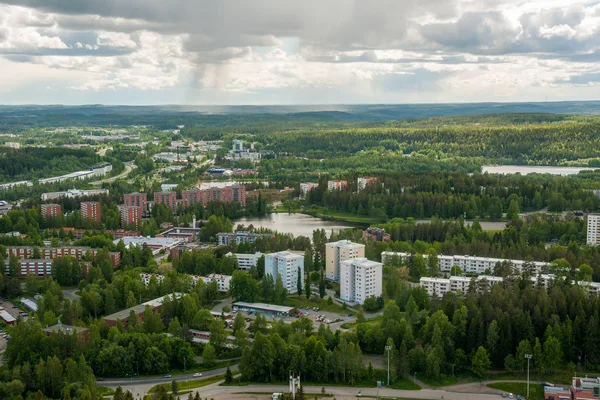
(149, 374, 225, 393)
(487, 382, 544, 400)
(97, 386, 114, 396)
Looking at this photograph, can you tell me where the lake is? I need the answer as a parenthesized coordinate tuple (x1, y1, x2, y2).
(482, 165, 596, 176)
(234, 213, 507, 238)
(234, 213, 354, 238)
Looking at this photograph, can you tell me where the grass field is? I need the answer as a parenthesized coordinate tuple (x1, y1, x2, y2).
(149, 374, 225, 393)
(487, 382, 544, 400)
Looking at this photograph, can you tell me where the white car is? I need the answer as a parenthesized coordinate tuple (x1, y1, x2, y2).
(193, 373, 202, 378)
(509, 394, 514, 399)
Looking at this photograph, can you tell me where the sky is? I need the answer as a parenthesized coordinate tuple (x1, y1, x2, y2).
(0, 0, 600, 105)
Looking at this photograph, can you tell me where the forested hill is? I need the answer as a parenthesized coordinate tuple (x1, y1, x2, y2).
(1, 101, 600, 128)
(0, 147, 103, 184)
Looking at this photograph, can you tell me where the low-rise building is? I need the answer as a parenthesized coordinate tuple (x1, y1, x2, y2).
(362, 227, 390, 242)
(571, 377, 600, 400)
(6, 246, 120, 268)
(114, 236, 184, 251)
(204, 274, 232, 293)
(381, 251, 548, 275)
(103, 293, 183, 327)
(0, 200, 12, 216)
(156, 227, 201, 242)
(265, 251, 304, 294)
(182, 184, 246, 207)
(0, 310, 16, 325)
(232, 302, 295, 318)
(43, 323, 89, 341)
(544, 385, 572, 400)
(5, 259, 53, 277)
(339, 258, 382, 305)
(216, 231, 273, 246)
(41, 188, 109, 201)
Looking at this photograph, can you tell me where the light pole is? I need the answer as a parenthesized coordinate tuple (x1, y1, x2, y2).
(385, 345, 392, 386)
(135, 361, 139, 377)
(414, 372, 417, 383)
(451, 364, 455, 378)
(525, 353, 533, 399)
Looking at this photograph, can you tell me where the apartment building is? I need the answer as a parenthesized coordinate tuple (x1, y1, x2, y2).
(419, 274, 586, 297)
(327, 180, 347, 191)
(339, 258, 382, 305)
(357, 177, 377, 191)
(5, 246, 121, 269)
(41, 188, 108, 201)
(203, 274, 232, 293)
(381, 251, 548, 275)
(120, 206, 142, 227)
(216, 231, 273, 246)
(264, 251, 304, 294)
(299, 183, 318, 199)
(587, 214, 600, 245)
(362, 227, 390, 242)
(228, 252, 262, 271)
(123, 192, 147, 213)
(0, 201, 12, 216)
(41, 204, 62, 221)
(153, 191, 178, 212)
(5, 259, 53, 277)
(325, 240, 365, 281)
(81, 201, 101, 224)
(181, 184, 246, 207)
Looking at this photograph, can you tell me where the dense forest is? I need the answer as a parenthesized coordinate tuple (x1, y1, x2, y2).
(0, 147, 105, 184)
(301, 171, 600, 219)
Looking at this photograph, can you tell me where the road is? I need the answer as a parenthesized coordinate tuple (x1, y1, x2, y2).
(90, 162, 136, 185)
(62, 288, 80, 302)
(100, 364, 235, 396)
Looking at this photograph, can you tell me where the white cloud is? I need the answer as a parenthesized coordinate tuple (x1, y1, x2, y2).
(97, 32, 137, 49)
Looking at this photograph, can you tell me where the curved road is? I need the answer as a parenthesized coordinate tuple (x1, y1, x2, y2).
(100, 365, 235, 395)
(91, 162, 136, 185)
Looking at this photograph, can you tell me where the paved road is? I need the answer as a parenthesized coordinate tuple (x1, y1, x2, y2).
(100, 365, 235, 396)
(196, 382, 506, 400)
(91, 162, 136, 185)
(62, 288, 80, 302)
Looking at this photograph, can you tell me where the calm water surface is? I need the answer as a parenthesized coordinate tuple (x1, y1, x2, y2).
(482, 165, 596, 175)
(235, 213, 354, 238)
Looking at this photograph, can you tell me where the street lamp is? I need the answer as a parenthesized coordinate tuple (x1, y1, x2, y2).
(525, 353, 533, 399)
(414, 372, 417, 383)
(385, 345, 392, 386)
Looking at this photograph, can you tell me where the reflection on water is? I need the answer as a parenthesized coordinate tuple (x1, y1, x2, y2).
(482, 165, 595, 176)
(235, 213, 354, 238)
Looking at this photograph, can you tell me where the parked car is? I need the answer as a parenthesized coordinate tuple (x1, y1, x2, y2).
(193, 373, 202, 377)
(508, 393, 513, 399)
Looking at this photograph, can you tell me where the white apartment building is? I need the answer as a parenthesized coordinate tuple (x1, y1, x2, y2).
(300, 183, 318, 199)
(587, 214, 600, 245)
(357, 177, 377, 191)
(326, 240, 365, 281)
(228, 252, 262, 271)
(339, 258, 382, 305)
(419, 274, 598, 297)
(264, 251, 304, 294)
(140, 273, 165, 286)
(381, 251, 548, 275)
(206, 274, 232, 293)
(327, 180, 347, 191)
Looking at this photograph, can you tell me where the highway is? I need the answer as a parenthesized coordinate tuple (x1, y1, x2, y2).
(90, 161, 136, 185)
(100, 365, 235, 396)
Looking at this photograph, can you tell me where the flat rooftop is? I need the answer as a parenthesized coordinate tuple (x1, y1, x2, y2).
(43, 324, 88, 335)
(233, 302, 295, 313)
(104, 293, 183, 322)
(114, 236, 183, 248)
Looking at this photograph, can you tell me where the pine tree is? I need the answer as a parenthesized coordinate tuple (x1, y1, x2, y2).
(297, 269, 303, 296)
(305, 276, 311, 300)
